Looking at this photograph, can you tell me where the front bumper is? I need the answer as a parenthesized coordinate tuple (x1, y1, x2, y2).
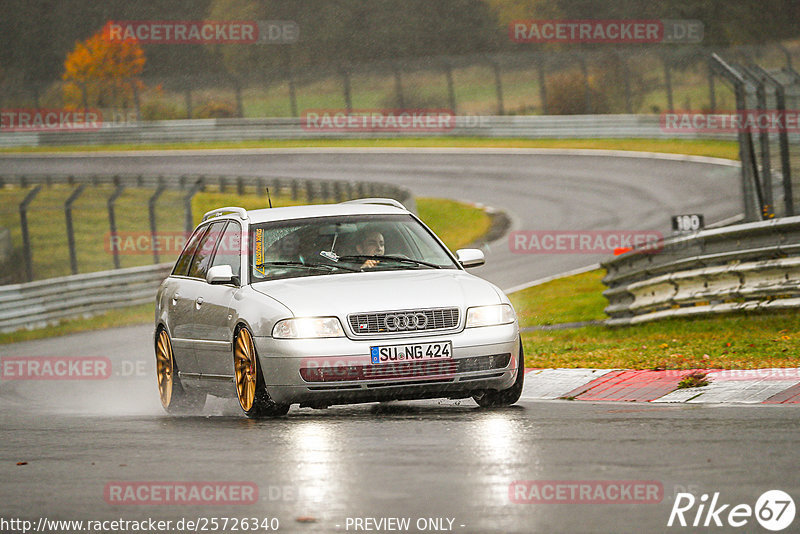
(253, 323, 520, 406)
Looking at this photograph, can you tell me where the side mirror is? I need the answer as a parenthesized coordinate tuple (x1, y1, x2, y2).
(207, 264, 239, 285)
(455, 248, 485, 268)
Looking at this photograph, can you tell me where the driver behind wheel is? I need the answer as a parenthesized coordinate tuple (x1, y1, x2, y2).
(355, 229, 384, 269)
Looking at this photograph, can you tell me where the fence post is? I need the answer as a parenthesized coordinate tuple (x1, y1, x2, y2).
(148, 182, 167, 264)
(710, 54, 759, 221)
(19, 185, 43, 282)
(488, 57, 505, 115)
(283, 47, 298, 117)
(662, 56, 674, 112)
(443, 61, 457, 113)
(536, 56, 547, 114)
(393, 64, 405, 108)
(132, 80, 142, 122)
(234, 77, 244, 118)
(107, 182, 126, 269)
(184, 180, 204, 233)
(740, 66, 773, 216)
(341, 65, 352, 112)
(65, 184, 87, 275)
(614, 50, 633, 114)
(707, 59, 717, 112)
(184, 87, 192, 119)
(576, 55, 592, 113)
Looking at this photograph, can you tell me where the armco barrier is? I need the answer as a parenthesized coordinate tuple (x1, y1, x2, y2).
(0, 263, 172, 333)
(0, 115, 736, 148)
(602, 216, 800, 325)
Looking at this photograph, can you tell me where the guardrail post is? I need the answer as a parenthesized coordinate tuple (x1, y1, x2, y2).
(19, 185, 43, 282)
(237, 176, 244, 196)
(108, 182, 126, 270)
(272, 178, 281, 198)
(291, 179, 299, 200)
(65, 184, 86, 275)
(184, 180, 204, 233)
(148, 183, 167, 264)
(307, 181, 315, 203)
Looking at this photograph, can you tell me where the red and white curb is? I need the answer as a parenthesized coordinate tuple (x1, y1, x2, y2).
(521, 368, 800, 404)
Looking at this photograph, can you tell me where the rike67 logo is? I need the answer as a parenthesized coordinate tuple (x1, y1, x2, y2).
(668, 490, 795, 531)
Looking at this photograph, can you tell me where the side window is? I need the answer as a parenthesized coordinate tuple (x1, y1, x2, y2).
(187, 221, 227, 279)
(172, 226, 209, 276)
(210, 220, 242, 281)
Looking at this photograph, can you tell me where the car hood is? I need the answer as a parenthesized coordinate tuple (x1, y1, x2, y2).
(250, 269, 503, 317)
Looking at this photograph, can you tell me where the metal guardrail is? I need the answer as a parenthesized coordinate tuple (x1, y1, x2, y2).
(0, 115, 736, 148)
(0, 263, 172, 333)
(602, 216, 800, 325)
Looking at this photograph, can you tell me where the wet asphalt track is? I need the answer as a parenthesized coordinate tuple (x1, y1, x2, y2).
(4, 150, 798, 533)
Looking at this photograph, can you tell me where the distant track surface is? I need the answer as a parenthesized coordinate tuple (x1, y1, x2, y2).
(3, 149, 779, 534)
(0, 148, 741, 290)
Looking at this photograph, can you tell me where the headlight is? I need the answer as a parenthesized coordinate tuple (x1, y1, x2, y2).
(465, 304, 516, 328)
(272, 317, 345, 339)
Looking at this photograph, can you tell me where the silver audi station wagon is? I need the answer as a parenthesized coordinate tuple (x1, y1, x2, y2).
(154, 199, 524, 417)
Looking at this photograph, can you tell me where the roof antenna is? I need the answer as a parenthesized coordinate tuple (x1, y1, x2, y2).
(266, 187, 273, 208)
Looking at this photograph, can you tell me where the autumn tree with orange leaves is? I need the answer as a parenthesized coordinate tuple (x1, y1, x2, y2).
(62, 21, 146, 111)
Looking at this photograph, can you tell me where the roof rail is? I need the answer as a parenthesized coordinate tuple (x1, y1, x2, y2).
(202, 206, 248, 222)
(341, 198, 408, 210)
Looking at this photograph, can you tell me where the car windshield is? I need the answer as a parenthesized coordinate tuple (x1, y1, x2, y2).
(249, 213, 458, 282)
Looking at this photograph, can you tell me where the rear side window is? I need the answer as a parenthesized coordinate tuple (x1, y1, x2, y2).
(210, 221, 242, 281)
(187, 221, 227, 279)
(172, 225, 209, 276)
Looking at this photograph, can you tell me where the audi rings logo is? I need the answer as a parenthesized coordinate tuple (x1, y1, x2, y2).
(384, 313, 429, 331)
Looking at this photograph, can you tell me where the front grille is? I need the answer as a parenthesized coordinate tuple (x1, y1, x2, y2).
(348, 307, 459, 335)
(299, 353, 511, 383)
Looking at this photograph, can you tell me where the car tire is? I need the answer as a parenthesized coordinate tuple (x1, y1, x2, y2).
(233, 325, 290, 418)
(155, 327, 206, 414)
(473, 337, 525, 407)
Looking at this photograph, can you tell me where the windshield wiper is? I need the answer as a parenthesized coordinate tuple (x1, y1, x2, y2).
(255, 261, 360, 273)
(338, 255, 442, 269)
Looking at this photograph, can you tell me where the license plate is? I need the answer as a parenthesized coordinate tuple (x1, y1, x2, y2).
(370, 341, 452, 364)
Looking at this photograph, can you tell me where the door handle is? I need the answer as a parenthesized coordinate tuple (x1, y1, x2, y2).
(171, 293, 180, 305)
(195, 297, 204, 308)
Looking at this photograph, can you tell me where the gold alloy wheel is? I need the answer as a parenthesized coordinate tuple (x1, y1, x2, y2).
(155, 329, 174, 408)
(234, 328, 258, 412)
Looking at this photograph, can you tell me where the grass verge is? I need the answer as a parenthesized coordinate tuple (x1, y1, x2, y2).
(0, 197, 489, 344)
(0, 137, 740, 161)
(510, 270, 800, 370)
